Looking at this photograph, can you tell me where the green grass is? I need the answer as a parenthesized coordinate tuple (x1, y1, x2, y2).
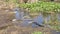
(19, 1, 60, 13)
(4, 0, 60, 13)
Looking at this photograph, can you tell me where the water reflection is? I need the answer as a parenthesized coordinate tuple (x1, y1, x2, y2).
(14, 7, 24, 20)
(14, 8, 60, 28)
(32, 14, 44, 27)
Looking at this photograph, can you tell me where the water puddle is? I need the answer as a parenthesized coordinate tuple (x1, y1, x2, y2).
(13, 8, 60, 28)
(14, 8, 44, 27)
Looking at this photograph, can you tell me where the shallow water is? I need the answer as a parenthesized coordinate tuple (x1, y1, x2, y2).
(14, 8, 60, 28)
(14, 8, 44, 27)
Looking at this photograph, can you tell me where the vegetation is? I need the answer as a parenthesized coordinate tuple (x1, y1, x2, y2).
(19, 1, 60, 13)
